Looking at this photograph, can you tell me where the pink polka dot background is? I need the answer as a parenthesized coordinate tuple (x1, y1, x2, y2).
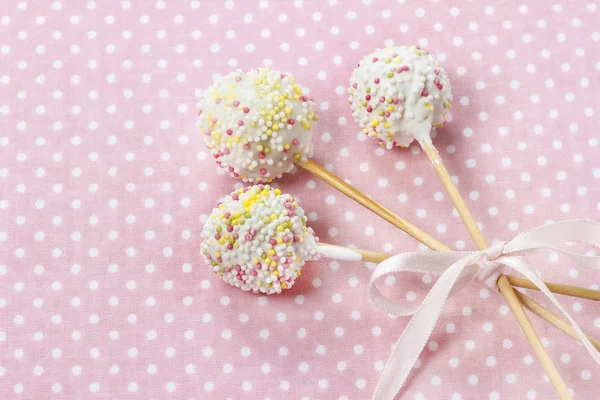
(1, 0, 599, 399)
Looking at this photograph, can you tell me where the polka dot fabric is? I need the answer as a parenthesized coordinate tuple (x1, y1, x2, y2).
(0, 1, 598, 399)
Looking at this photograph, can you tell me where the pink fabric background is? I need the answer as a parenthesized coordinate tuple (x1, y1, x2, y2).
(1, 0, 599, 399)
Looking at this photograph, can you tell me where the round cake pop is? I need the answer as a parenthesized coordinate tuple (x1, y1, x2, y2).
(201, 184, 321, 294)
(348, 45, 452, 149)
(197, 68, 318, 182)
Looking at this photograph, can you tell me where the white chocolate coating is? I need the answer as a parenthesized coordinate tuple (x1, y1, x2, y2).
(348, 46, 452, 148)
(201, 185, 320, 294)
(198, 68, 317, 182)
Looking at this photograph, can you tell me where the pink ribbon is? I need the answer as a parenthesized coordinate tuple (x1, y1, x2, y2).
(368, 220, 600, 400)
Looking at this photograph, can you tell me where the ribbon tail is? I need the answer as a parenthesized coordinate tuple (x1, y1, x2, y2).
(501, 256, 600, 364)
(373, 260, 479, 400)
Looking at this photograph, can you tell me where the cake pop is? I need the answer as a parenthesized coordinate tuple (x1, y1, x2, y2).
(201, 184, 385, 294)
(349, 45, 452, 148)
(198, 68, 317, 182)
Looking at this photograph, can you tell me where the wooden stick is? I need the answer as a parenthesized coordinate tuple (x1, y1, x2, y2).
(299, 158, 597, 300)
(514, 290, 600, 351)
(297, 159, 448, 250)
(507, 276, 600, 301)
(419, 140, 571, 400)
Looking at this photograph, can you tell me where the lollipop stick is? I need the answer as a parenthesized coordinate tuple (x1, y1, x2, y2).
(507, 276, 600, 301)
(419, 140, 571, 400)
(297, 159, 448, 250)
(317, 243, 390, 263)
(300, 158, 593, 298)
(514, 290, 600, 351)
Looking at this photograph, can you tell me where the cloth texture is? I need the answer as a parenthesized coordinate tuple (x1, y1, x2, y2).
(0, 1, 599, 399)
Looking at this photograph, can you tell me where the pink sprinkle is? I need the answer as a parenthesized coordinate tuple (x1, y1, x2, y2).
(270, 239, 277, 245)
(224, 212, 231, 218)
(260, 168, 267, 175)
(282, 236, 289, 242)
(365, 95, 371, 101)
(374, 78, 380, 84)
(214, 233, 221, 240)
(391, 53, 398, 58)
(422, 90, 429, 97)
(197, 109, 203, 116)
(215, 98, 221, 104)
(435, 69, 440, 75)
(243, 144, 251, 150)
(212, 118, 218, 124)
(393, 98, 400, 104)
(380, 96, 385, 103)
(232, 233, 239, 239)
(293, 236, 299, 243)
(259, 153, 266, 159)
(372, 57, 378, 62)
(353, 83, 358, 89)
(243, 107, 250, 113)
(385, 111, 391, 117)
(236, 275, 243, 281)
(292, 139, 299, 145)
(235, 76, 242, 82)
(403, 65, 410, 71)
(272, 256, 279, 261)
(301, 95, 308, 102)
(235, 265, 241, 271)
(437, 84, 444, 90)
(228, 166, 235, 173)
(217, 258, 222, 263)
(226, 129, 233, 136)
(288, 211, 294, 217)
(237, 120, 244, 126)
(251, 270, 257, 276)
(227, 225, 233, 232)
(223, 148, 230, 155)
(396, 67, 403, 73)
(227, 244, 233, 250)
(288, 119, 295, 125)
(366, 106, 373, 113)
(233, 101, 240, 107)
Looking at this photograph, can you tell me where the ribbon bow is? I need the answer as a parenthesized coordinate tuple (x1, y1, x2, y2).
(369, 220, 600, 400)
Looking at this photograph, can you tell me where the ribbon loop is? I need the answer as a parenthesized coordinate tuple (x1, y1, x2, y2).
(370, 220, 600, 400)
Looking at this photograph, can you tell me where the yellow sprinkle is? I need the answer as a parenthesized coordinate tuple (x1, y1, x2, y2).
(281, 283, 287, 289)
(372, 119, 380, 126)
(384, 122, 390, 129)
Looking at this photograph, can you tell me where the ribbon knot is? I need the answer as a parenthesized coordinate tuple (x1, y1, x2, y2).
(368, 220, 600, 400)
(475, 241, 506, 288)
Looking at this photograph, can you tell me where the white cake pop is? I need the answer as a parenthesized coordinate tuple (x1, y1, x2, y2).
(197, 68, 318, 182)
(201, 185, 321, 294)
(348, 45, 453, 149)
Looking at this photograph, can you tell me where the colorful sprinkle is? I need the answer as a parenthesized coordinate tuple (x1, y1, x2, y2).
(348, 46, 452, 148)
(197, 68, 318, 183)
(201, 185, 320, 294)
